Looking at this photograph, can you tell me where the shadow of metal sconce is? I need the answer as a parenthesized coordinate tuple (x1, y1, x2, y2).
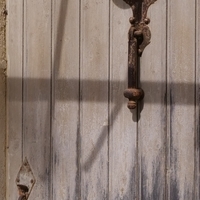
(123, 0, 157, 109)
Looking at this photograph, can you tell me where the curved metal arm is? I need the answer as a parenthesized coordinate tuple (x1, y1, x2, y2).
(123, 0, 157, 109)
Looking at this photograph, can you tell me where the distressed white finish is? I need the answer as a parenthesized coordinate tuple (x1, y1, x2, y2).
(196, 1, 200, 199)
(6, 0, 200, 199)
(52, 0, 80, 199)
(80, 0, 109, 199)
(138, 0, 167, 199)
(109, 1, 138, 199)
(6, 0, 23, 199)
(167, 0, 196, 199)
(0, 73, 6, 200)
(22, 0, 52, 199)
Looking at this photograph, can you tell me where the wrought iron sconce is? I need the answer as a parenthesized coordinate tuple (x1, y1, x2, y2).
(123, 0, 157, 109)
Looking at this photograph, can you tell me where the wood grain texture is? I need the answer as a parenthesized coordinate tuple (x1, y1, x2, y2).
(109, 1, 138, 199)
(138, 0, 167, 199)
(195, 1, 200, 199)
(51, 0, 80, 199)
(80, 0, 109, 199)
(6, 1, 200, 199)
(22, 0, 52, 199)
(0, 71, 6, 200)
(6, 0, 23, 199)
(167, 0, 196, 199)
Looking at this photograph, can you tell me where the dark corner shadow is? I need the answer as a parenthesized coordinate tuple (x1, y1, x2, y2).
(112, 0, 130, 9)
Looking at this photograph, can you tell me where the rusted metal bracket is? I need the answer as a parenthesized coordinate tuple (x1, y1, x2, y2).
(123, 0, 157, 109)
(16, 158, 36, 200)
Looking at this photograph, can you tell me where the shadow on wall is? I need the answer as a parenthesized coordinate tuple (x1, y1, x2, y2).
(8, 77, 196, 106)
(112, 0, 130, 9)
(8, 0, 198, 199)
(8, 76, 197, 171)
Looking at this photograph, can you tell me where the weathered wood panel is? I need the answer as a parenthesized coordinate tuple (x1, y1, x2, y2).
(22, 0, 52, 199)
(6, 0, 200, 200)
(7, 0, 23, 199)
(138, 0, 167, 199)
(80, 0, 109, 199)
(195, 2, 200, 199)
(51, 0, 80, 199)
(109, 1, 138, 199)
(0, 69, 6, 200)
(167, 0, 196, 199)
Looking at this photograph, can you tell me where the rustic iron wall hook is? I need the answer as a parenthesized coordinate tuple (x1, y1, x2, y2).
(123, 0, 157, 109)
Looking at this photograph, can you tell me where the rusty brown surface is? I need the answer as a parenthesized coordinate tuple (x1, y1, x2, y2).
(16, 158, 36, 200)
(17, 185, 28, 200)
(123, 0, 157, 109)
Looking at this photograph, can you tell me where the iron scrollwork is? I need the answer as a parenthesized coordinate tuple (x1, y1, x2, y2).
(123, 0, 157, 109)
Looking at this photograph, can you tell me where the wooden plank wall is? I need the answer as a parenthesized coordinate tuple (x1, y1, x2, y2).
(22, 0, 52, 199)
(196, 0, 200, 199)
(6, 0, 200, 199)
(109, 2, 138, 199)
(52, 0, 80, 199)
(7, 0, 23, 199)
(139, 0, 167, 198)
(167, 0, 196, 199)
(80, 1, 109, 199)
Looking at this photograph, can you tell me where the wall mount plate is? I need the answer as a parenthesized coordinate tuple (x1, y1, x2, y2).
(16, 158, 36, 200)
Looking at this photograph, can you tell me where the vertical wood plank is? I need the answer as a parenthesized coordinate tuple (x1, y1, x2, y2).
(138, 0, 167, 199)
(6, 0, 23, 199)
(80, 0, 109, 199)
(109, 1, 138, 199)
(0, 0, 6, 199)
(195, 0, 200, 199)
(23, 0, 52, 199)
(168, 0, 196, 199)
(0, 70, 6, 200)
(52, 0, 80, 199)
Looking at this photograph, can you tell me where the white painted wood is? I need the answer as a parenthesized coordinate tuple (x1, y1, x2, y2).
(138, 0, 167, 199)
(51, 0, 80, 199)
(80, 0, 109, 199)
(6, 0, 23, 199)
(167, 0, 196, 199)
(0, 73, 6, 200)
(195, 1, 200, 199)
(109, 1, 138, 199)
(22, 0, 52, 199)
(6, 0, 200, 199)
